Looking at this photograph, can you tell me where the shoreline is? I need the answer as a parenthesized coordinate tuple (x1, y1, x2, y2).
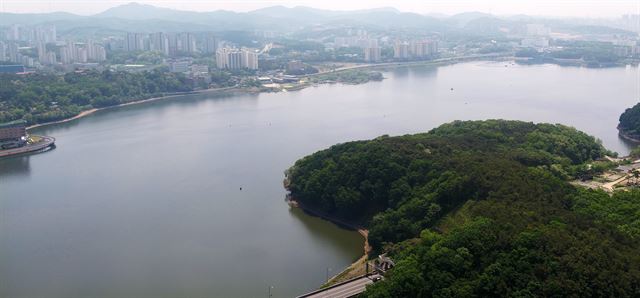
(308, 53, 514, 76)
(286, 197, 371, 286)
(26, 86, 239, 131)
(0, 135, 56, 158)
(25, 55, 513, 132)
(617, 127, 640, 143)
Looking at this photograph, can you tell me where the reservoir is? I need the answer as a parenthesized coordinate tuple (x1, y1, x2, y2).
(1, 61, 638, 297)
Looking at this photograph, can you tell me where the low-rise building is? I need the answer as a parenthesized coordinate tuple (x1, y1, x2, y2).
(190, 64, 209, 74)
(286, 60, 306, 73)
(0, 120, 27, 149)
(169, 60, 190, 72)
(0, 64, 26, 73)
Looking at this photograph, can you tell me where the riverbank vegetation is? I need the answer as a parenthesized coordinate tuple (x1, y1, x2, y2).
(0, 69, 193, 125)
(286, 120, 639, 296)
(515, 40, 636, 68)
(619, 102, 640, 141)
(309, 69, 384, 85)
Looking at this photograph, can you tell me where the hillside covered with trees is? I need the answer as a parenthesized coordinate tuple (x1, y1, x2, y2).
(286, 120, 639, 297)
(0, 69, 193, 125)
(619, 102, 640, 141)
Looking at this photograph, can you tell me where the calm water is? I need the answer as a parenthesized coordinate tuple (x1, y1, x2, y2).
(1, 61, 639, 297)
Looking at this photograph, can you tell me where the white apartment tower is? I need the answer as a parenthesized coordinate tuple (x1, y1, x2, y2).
(216, 48, 259, 70)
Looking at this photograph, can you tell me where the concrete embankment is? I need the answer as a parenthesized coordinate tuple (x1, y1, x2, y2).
(0, 136, 55, 158)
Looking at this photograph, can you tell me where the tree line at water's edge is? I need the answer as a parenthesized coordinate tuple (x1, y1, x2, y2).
(286, 120, 640, 297)
(0, 69, 194, 125)
(619, 102, 640, 141)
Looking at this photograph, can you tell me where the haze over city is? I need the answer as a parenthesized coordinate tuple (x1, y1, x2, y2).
(1, 0, 639, 17)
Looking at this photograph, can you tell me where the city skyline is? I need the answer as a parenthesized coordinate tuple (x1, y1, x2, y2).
(0, 0, 638, 18)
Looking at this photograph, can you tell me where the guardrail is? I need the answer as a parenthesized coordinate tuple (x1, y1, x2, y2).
(296, 272, 379, 298)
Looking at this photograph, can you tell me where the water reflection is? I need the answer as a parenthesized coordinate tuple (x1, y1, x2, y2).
(0, 155, 31, 178)
(288, 205, 362, 248)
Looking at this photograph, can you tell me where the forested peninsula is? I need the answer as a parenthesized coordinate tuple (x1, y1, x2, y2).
(619, 102, 640, 142)
(0, 70, 193, 125)
(286, 120, 640, 297)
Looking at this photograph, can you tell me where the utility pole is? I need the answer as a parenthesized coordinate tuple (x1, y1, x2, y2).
(268, 285, 274, 298)
(326, 267, 332, 283)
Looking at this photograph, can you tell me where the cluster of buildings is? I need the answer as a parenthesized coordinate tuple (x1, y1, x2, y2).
(0, 41, 33, 68)
(393, 40, 439, 59)
(165, 58, 212, 86)
(1, 24, 58, 67)
(612, 42, 640, 57)
(57, 40, 107, 64)
(333, 33, 383, 62)
(0, 24, 107, 69)
(4, 24, 56, 43)
(215, 48, 259, 70)
(516, 23, 640, 58)
(334, 36, 379, 49)
(167, 58, 208, 74)
(121, 32, 219, 56)
(331, 29, 439, 62)
(520, 24, 551, 49)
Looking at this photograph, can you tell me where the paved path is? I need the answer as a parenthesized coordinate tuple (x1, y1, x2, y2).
(298, 274, 381, 298)
(603, 175, 628, 191)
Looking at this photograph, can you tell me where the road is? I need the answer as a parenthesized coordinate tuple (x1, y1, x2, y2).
(298, 274, 381, 298)
(603, 175, 629, 192)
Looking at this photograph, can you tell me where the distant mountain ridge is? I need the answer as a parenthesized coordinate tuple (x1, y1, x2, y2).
(0, 2, 631, 36)
(0, 2, 479, 29)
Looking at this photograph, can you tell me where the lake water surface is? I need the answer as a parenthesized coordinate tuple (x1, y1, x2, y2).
(1, 61, 638, 297)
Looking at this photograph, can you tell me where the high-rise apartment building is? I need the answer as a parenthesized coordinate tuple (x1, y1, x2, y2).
(0, 42, 6, 62)
(203, 34, 219, 54)
(86, 40, 107, 62)
(242, 49, 259, 70)
(7, 42, 20, 63)
(125, 33, 145, 51)
(410, 40, 438, 57)
(216, 48, 259, 70)
(149, 32, 169, 55)
(393, 42, 410, 59)
(178, 33, 197, 53)
(364, 47, 381, 62)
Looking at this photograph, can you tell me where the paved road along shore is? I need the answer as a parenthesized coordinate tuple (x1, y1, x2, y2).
(298, 274, 382, 298)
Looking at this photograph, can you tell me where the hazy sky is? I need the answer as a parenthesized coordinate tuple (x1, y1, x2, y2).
(0, 0, 638, 17)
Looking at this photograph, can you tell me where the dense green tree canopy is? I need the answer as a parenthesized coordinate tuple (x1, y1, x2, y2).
(619, 102, 640, 140)
(286, 120, 639, 297)
(0, 69, 193, 125)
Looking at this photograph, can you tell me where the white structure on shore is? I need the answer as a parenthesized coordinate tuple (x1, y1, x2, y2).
(216, 48, 259, 70)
